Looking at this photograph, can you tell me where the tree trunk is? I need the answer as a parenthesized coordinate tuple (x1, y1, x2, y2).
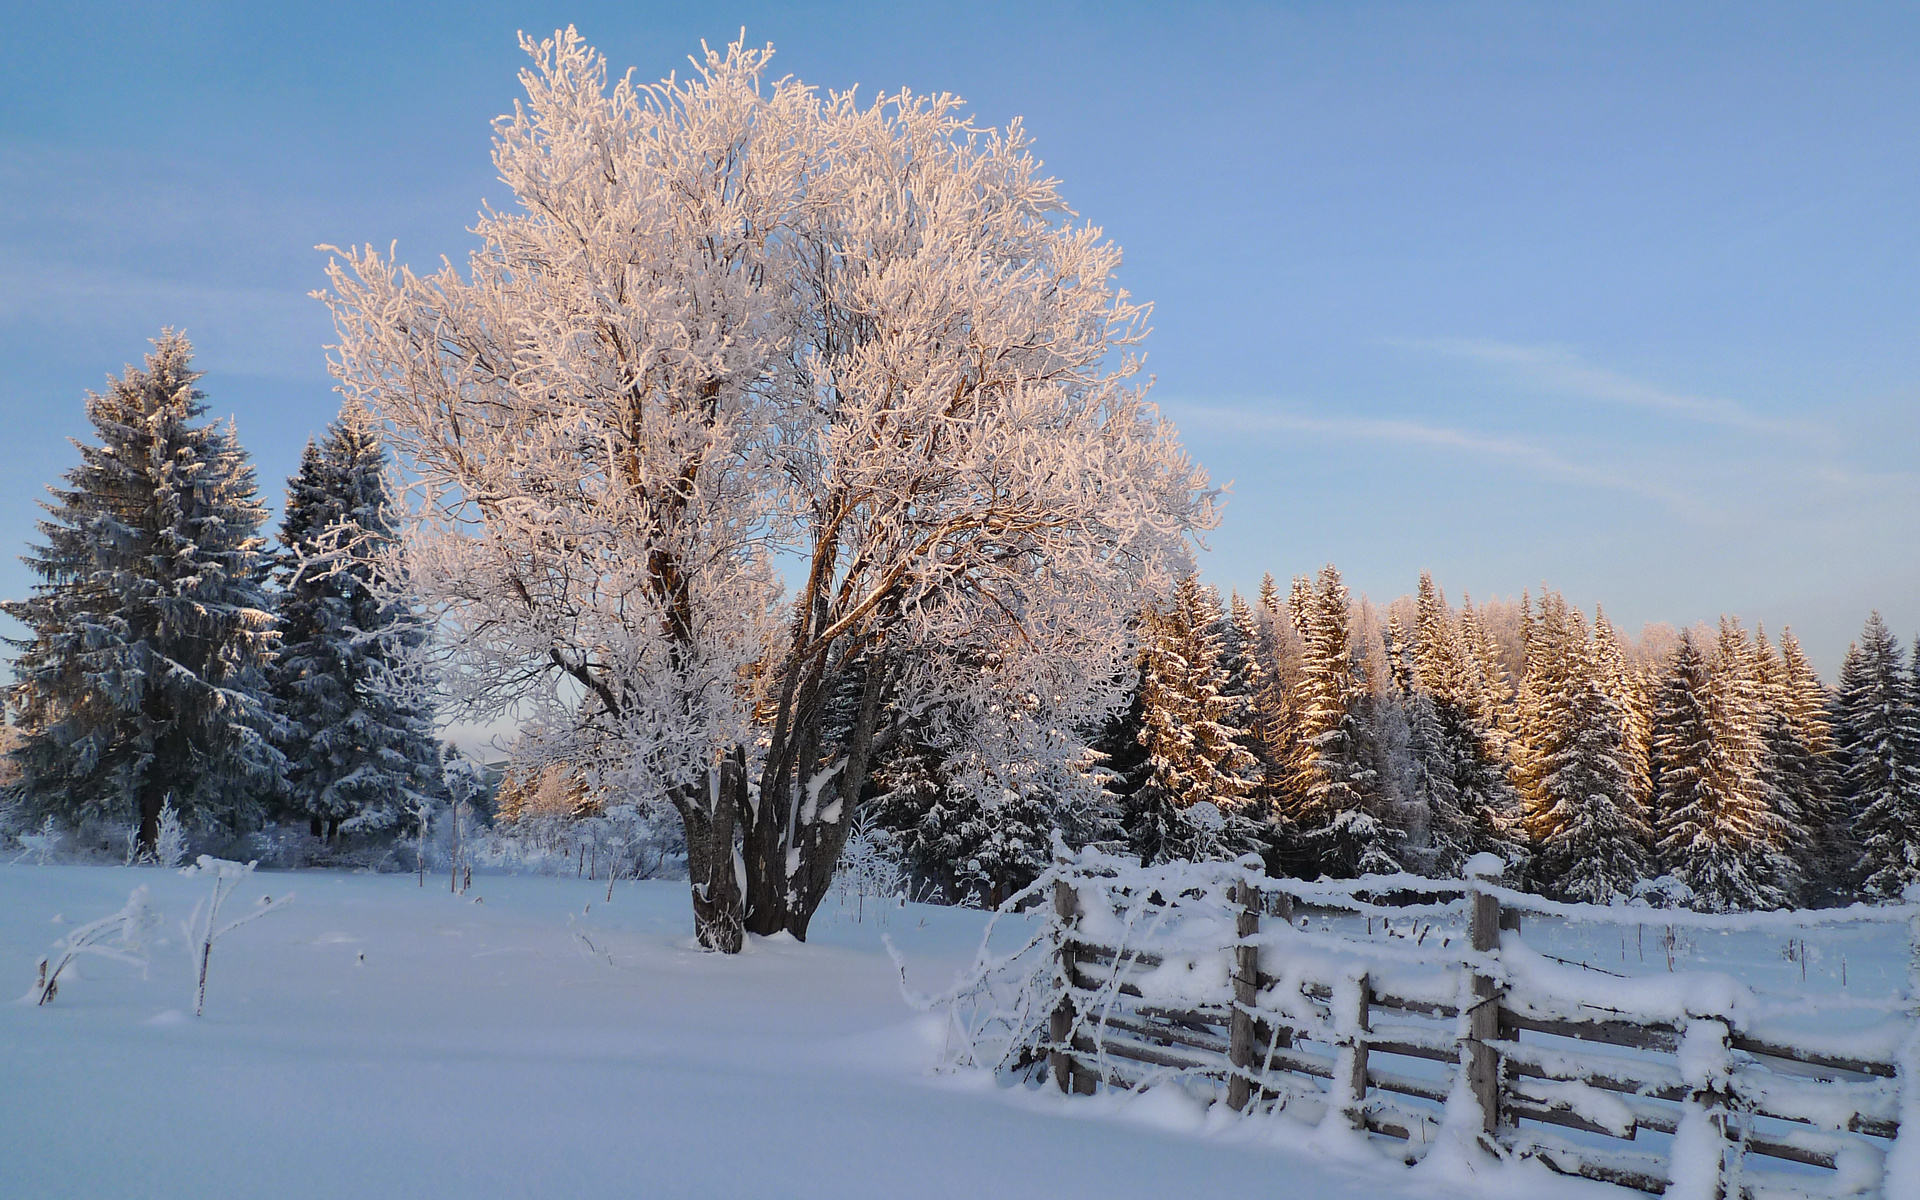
(136, 782, 164, 857)
(743, 652, 892, 942)
(674, 752, 747, 953)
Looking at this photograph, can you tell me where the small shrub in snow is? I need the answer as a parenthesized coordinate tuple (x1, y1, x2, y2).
(153, 801, 188, 869)
(29, 884, 158, 1005)
(125, 800, 190, 867)
(180, 856, 293, 1016)
(15, 816, 61, 865)
(834, 815, 907, 921)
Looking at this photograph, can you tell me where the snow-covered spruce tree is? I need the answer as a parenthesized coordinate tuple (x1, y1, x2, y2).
(322, 31, 1213, 951)
(1833, 614, 1920, 898)
(1767, 628, 1842, 894)
(1593, 610, 1654, 815)
(1390, 613, 1468, 874)
(1650, 633, 1713, 875)
(271, 400, 443, 841)
(1518, 593, 1650, 902)
(1459, 597, 1522, 768)
(1251, 572, 1303, 787)
(1282, 564, 1399, 878)
(1220, 590, 1279, 788)
(1650, 625, 1794, 911)
(1405, 575, 1521, 875)
(867, 697, 1111, 907)
(4, 333, 283, 852)
(1510, 592, 1548, 809)
(1115, 575, 1264, 865)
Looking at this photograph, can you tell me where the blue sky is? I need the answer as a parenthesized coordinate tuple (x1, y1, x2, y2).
(1, 1, 1915, 676)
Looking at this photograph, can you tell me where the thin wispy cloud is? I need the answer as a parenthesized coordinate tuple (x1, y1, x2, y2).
(0, 254, 326, 380)
(1396, 338, 1817, 439)
(1167, 401, 1704, 515)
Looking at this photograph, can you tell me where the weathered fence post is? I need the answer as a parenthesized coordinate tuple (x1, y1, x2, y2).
(1270, 889, 1294, 1056)
(1465, 859, 1504, 1139)
(1051, 875, 1093, 1095)
(1227, 878, 1262, 1110)
(1337, 968, 1372, 1130)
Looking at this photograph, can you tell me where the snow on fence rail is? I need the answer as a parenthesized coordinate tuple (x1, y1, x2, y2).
(916, 847, 1920, 1200)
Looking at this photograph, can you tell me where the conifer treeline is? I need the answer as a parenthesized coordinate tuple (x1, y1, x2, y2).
(1091, 565, 1920, 911)
(5, 335, 444, 853)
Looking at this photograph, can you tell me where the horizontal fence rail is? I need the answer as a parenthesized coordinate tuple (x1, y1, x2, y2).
(1035, 853, 1920, 1200)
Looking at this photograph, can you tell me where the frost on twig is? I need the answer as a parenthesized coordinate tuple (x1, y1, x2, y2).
(29, 885, 158, 1005)
(179, 856, 293, 1016)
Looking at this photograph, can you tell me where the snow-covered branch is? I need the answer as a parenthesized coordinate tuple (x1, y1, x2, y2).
(180, 856, 293, 1016)
(28, 885, 158, 1005)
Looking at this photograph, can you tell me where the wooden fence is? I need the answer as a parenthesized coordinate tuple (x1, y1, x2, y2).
(1044, 862, 1915, 1199)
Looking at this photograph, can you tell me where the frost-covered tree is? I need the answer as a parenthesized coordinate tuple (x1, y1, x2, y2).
(1401, 575, 1519, 876)
(1519, 594, 1649, 902)
(1458, 599, 1515, 760)
(1650, 626, 1794, 911)
(321, 31, 1213, 950)
(4, 333, 283, 852)
(1766, 628, 1840, 892)
(1651, 634, 1713, 870)
(867, 703, 1111, 906)
(271, 400, 443, 840)
(1219, 590, 1277, 786)
(1283, 564, 1398, 877)
(1833, 614, 1920, 898)
(1114, 575, 1263, 865)
(1593, 610, 1654, 813)
(1394, 616, 1468, 874)
(1251, 572, 1302, 784)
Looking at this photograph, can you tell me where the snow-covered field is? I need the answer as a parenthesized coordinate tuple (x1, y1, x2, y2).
(6, 864, 1894, 1200)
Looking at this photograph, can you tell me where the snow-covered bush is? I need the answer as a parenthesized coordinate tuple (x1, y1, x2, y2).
(15, 816, 62, 865)
(1631, 874, 1696, 909)
(29, 884, 159, 1005)
(126, 800, 188, 868)
(180, 856, 292, 1016)
(833, 815, 907, 919)
(478, 802, 686, 882)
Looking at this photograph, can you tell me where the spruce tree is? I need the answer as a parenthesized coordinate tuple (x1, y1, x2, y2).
(1255, 572, 1303, 790)
(1405, 576, 1520, 875)
(5, 333, 283, 850)
(1394, 614, 1471, 874)
(1220, 591, 1277, 787)
(1284, 564, 1399, 877)
(271, 400, 442, 839)
(1519, 594, 1649, 902)
(1651, 633, 1713, 880)
(1834, 614, 1920, 898)
(1770, 629, 1840, 893)
(1118, 575, 1263, 864)
(1593, 611, 1654, 814)
(865, 732, 1070, 908)
(1651, 625, 1793, 911)
(1459, 599, 1517, 761)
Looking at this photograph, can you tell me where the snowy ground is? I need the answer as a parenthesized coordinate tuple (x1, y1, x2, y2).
(4, 864, 1871, 1200)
